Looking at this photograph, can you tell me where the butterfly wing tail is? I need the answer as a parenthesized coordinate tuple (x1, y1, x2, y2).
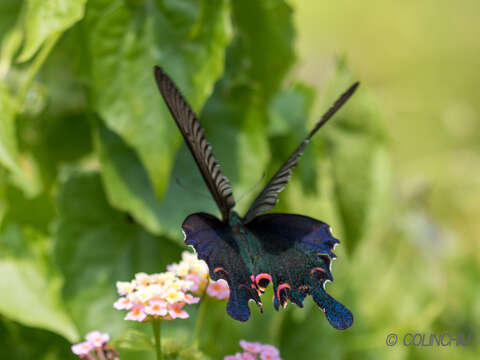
(311, 285, 354, 330)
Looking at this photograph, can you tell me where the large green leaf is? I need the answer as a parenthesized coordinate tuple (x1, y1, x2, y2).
(17, 0, 87, 62)
(95, 0, 297, 236)
(95, 121, 217, 240)
(206, 0, 296, 210)
(54, 171, 182, 336)
(14, 29, 93, 190)
(0, 224, 78, 342)
(86, 0, 231, 197)
(95, 80, 272, 238)
(0, 319, 75, 360)
(230, 0, 296, 98)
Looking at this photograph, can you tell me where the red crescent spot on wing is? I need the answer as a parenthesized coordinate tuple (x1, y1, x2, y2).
(255, 273, 273, 290)
(250, 274, 255, 282)
(214, 267, 227, 274)
(276, 283, 291, 302)
(310, 267, 326, 275)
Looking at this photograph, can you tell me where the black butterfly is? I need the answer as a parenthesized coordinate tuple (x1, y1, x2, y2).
(154, 66, 358, 330)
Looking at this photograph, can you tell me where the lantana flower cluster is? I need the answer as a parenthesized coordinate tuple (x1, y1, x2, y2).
(71, 331, 118, 359)
(114, 251, 229, 321)
(168, 251, 230, 300)
(224, 340, 282, 360)
(114, 271, 199, 321)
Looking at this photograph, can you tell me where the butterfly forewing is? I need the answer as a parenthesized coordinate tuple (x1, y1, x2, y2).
(154, 66, 235, 221)
(243, 82, 359, 223)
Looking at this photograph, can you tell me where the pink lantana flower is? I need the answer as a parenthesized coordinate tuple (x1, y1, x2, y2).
(168, 302, 189, 319)
(72, 331, 118, 359)
(125, 305, 147, 322)
(260, 344, 281, 360)
(145, 299, 168, 317)
(240, 340, 263, 354)
(207, 279, 230, 299)
(240, 352, 257, 360)
(71, 341, 93, 356)
(85, 330, 109, 347)
(184, 293, 200, 304)
(186, 273, 203, 293)
(167, 251, 210, 295)
(225, 341, 282, 360)
(113, 296, 132, 310)
(116, 281, 134, 295)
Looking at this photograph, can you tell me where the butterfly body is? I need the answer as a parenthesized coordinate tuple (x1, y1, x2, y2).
(154, 66, 359, 330)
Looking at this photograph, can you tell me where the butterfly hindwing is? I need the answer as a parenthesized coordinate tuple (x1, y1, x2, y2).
(246, 213, 353, 330)
(182, 213, 261, 321)
(183, 212, 353, 329)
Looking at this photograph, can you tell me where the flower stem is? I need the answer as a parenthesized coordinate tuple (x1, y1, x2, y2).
(193, 295, 209, 348)
(95, 347, 106, 360)
(152, 318, 163, 360)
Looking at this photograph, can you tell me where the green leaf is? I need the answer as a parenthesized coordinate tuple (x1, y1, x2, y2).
(323, 60, 390, 254)
(95, 0, 297, 236)
(0, 27, 23, 78)
(0, 225, 78, 342)
(53, 171, 182, 336)
(1, 184, 56, 234)
(95, 121, 217, 241)
(0, 318, 75, 360)
(0, 85, 40, 195)
(267, 82, 317, 194)
(18, 108, 93, 190)
(0, 1, 22, 39)
(86, 0, 231, 197)
(14, 29, 92, 190)
(0, 83, 20, 174)
(230, 0, 296, 98)
(17, 0, 87, 62)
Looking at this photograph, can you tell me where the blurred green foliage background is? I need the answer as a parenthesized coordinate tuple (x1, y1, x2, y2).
(0, 0, 478, 359)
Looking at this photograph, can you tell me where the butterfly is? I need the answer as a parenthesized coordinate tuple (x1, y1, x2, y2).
(154, 66, 359, 330)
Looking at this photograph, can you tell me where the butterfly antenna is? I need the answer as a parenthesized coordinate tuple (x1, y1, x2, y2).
(237, 172, 266, 203)
(175, 178, 211, 200)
